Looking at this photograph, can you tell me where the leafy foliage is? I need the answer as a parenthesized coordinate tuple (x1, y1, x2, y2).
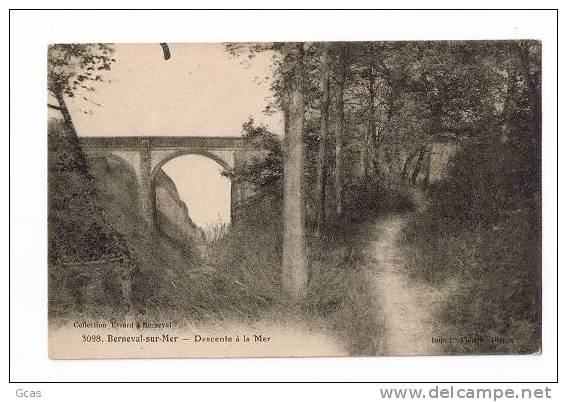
(223, 118, 284, 201)
(48, 44, 114, 98)
(398, 40, 541, 353)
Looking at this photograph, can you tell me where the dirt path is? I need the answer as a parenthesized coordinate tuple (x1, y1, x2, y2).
(365, 215, 445, 356)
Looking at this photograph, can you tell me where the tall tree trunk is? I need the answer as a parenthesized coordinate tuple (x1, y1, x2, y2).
(335, 45, 348, 217)
(517, 43, 542, 138)
(364, 66, 376, 180)
(411, 146, 426, 185)
(54, 92, 76, 133)
(316, 43, 331, 234)
(401, 148, 418, 183)
(421, 146, 433, 188)
(499, 64, 518, 143)
(361, 131, 369, 180)
(374, 128, 381, 174)
(53, 91, 91, 173)
(282, 43, 308, 303)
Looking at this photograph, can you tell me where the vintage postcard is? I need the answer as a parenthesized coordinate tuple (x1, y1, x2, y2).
(47, 41, 541, 358)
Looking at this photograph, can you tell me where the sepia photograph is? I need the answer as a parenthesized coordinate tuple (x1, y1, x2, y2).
(47, 40, 542, 359)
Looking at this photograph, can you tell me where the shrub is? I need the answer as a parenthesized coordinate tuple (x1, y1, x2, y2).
(401, 141, 541, 354)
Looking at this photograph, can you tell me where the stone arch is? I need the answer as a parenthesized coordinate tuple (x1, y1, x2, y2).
(149, 149, 232, 182)
(149, 150, 235, 227)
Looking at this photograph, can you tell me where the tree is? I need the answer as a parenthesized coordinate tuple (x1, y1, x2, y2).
(410, 145, 427, 185)
(334, 43, 350, 217)
(363, 61, 377, 180)
(349, 45, 377, 181)
(316, 42, 331, 232)
(281, 43, 309, 302)
(225, 42, 310, 302)
(47, 44, 137, 313)
(47, 45, 117, 263)
(48, 44, 115, 137)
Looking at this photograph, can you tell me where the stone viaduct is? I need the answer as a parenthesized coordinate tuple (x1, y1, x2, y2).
(79, 136, 256, 226)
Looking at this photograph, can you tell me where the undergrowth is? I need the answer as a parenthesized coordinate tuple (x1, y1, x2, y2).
(400, 143, 541, 354)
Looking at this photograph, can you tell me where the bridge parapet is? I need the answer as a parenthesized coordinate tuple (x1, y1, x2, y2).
(80, 136, 249, 151)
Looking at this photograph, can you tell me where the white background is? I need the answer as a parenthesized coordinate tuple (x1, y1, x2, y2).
(4, 3, 563, 401)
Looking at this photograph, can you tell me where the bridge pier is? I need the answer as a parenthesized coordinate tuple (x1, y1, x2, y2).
(139, 139, 155, 228)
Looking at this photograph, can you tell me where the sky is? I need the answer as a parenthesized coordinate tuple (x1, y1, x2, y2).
(61, 43, 282, 227)
(161, 154, 231, 229)
(67, 43, 283, 136)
